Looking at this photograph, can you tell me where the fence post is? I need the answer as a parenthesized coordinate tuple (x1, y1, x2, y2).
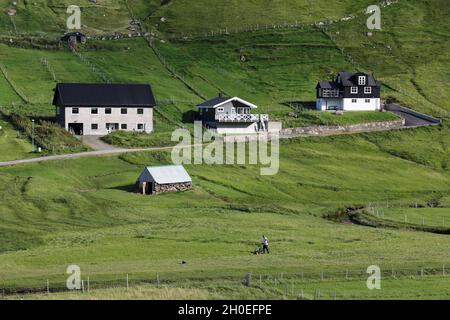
(81, 280, 85, 293)
(126, 274, 129, 290)
(300, 289, 304, 299)
(46, 280, 50, 294)
(157, 273, 160, 288)
(259, 274, 262, 288)
(87, 277, 90, 293)
(244, 273, 252, 287)
(443, 265, 446, 276)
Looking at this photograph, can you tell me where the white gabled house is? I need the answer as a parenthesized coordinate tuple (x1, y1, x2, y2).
(316, 72, 382, 112)
(197, 95, 269, 134)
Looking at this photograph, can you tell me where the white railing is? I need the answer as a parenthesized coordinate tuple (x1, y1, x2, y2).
(215, 114, 269, 122)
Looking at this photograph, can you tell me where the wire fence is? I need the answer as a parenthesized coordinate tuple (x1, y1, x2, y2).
(168, 0, 399, 41)
(1, 264, 448, 299)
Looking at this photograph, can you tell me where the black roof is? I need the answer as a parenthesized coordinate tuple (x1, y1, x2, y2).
(197, 96, 231, 108)
(317, 72, 380, 89)
(53, 83, 156, 107)
(317, 81, 340, 89)
(337, 71, 379, 87)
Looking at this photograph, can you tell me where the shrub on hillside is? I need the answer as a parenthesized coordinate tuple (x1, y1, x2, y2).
(8, 113, 88, 153)
(102, 130, 176, 148)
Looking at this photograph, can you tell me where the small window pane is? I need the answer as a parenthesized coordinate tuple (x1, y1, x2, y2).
(72, 108, 79, 114)
(105, 108, 112, 114)
(121, 124, 127, 130)
(91, 124, 98, 130)
(137, 109, 144, 115)
(91, 108, 98, 114)
(121, 108, 128, 114)
(137, 124, 144, 130)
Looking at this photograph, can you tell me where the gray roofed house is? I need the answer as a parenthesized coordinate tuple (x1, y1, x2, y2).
(196, 94, 269, 134)
(136, 165, 193, 195)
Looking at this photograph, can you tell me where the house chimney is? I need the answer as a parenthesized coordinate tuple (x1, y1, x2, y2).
(218, 92, 223, 98)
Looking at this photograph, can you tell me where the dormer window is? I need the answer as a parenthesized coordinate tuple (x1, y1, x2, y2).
(364, 87, 372, 94)
(358, 76, 366, 86)
(351, 87, 358, 94)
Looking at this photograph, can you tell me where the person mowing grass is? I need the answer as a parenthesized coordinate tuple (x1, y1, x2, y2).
(262, 235, 270, 254)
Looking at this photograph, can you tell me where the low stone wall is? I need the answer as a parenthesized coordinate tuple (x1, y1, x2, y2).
(154, 182, 193, 194)
(279, 119, 406, 137)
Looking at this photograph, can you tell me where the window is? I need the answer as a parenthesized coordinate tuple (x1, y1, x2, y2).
(352, 99, 357, 103)
(137, 108, 144, 115)
(91, 108, 98, 114)
(91, 124, 98, 130)
(137, 124, 144, 130)
(72, 108, 79, 114)
(365, 99, 371, 103)
(351, 87, 358, 94)
(217, 107, 225, 112)
(105, 108, 112, 114)
(358, 76, 366, 86)
(121, 108, 128, 115)
(121, 124, 127, 130)
(364, 87, 372, 94)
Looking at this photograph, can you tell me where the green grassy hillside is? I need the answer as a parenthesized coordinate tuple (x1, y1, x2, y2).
(1, 130, 450, 292)
(0, 0, 449, 299)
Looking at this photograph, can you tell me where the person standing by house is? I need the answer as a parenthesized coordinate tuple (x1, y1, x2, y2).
(262, 235, 270, 254)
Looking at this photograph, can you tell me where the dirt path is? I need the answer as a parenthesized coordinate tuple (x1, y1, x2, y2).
(0, 146, 177, 168)
(82, 135, 120, 151)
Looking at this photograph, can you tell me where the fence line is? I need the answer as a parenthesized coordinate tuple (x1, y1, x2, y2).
(170, 0, 399, 41)
(1, 263, 448, 298)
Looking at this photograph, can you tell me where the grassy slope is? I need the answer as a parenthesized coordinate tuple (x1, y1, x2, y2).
(0, 0, 449, 299)
(9, 275, 450, 300)
(0, 0, 134, 36)
(1, 132, 450, 289)
(0, 115, 35, 161)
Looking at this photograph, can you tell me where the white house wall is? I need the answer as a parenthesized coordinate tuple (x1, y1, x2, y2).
(63, 107, 153, 135)
(317, 98, 380, 112)
(216, 122, 259, 134)
(342, 98, 381, 111)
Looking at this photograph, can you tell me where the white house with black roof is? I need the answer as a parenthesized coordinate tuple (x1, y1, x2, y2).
(316, 72, 381, 112)
(197, 95, 269, 134)
(53, 83, 156, 136)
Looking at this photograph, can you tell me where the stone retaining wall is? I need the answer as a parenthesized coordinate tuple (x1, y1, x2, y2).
(279, 119, 406, 137)
(154, 182, 193, 194)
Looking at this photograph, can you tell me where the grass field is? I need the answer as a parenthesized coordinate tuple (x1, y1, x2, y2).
(0, 0, 449, 300)
(372, 208, 450, 228)
(8, 275, 450, 300)
(1, 132, 450, 295)
(0, 115, 35, 161)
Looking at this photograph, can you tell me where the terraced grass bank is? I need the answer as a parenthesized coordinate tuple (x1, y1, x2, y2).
(6, 274, 450, 300)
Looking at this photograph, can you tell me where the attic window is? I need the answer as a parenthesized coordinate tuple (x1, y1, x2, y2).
(351, 87, 358, 94)
(358, 76, 366, 86)
(364, 87, 372, 94)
